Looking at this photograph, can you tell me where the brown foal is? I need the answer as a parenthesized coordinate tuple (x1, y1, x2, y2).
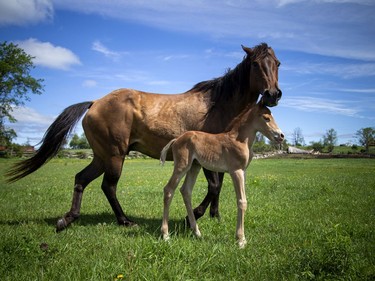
(160, 102, 284, 248)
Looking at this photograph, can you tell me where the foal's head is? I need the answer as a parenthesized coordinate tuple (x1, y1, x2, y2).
(252, 104, 284, 143)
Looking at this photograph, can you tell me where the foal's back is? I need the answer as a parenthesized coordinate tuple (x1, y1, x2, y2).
(172, 129, 251, 174)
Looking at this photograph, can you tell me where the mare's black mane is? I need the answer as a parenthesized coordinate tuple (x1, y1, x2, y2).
(189, 43, 270, 107)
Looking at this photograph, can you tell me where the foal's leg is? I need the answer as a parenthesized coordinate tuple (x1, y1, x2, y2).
(161, 171, 184, 240)
(180, 163, 202, 238)
(56, 156, 104, 232)
(102, 156, 135, 226)
(193, 169, 224, 220)
(230, 169, 248, 248)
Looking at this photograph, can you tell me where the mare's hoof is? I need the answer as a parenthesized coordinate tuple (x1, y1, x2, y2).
(185, 216, 190, 228)
(119, 220, 138, 227)
(210, 212, 221, 221)
(194, 230, 202, 239)
(56, 218, 67, 232)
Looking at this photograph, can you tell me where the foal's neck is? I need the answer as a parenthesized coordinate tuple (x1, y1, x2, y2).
(229, 110, 258, 147)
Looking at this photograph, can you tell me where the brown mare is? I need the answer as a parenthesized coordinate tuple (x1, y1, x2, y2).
(7, 43, 282, 231)
(160, 102, 284, 248)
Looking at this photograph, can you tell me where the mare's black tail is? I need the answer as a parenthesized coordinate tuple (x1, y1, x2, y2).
(6, 101, 93, 183)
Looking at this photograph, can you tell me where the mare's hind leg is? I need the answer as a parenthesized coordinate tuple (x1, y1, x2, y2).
(56, 156, 104, 232)
(208, 171, 224, 218)
(101, 156, 135, 227)
(192, 169, 224, 220)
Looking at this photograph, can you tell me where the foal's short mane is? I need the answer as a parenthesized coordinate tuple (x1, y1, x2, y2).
(224, 104, 254, 132)
(189, 43, 270, 109)
(224, 103, 270, 133)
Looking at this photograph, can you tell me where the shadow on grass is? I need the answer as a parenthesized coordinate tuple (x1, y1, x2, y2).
(0, 212, 191, 238)
(69, 213, 192, 238)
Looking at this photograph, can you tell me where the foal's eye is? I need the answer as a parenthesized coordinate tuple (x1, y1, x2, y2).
(263, 116, 271, 122)
(252, 61, 259, 68)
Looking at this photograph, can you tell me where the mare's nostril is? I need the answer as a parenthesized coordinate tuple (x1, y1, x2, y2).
(277, 89, 282, 100)
(280, 133, 284, 140)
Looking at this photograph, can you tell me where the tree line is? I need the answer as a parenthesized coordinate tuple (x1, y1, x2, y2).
(291, 127, 374, 153)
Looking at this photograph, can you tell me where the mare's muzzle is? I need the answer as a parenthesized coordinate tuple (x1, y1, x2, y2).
(261, 89, 282, 107)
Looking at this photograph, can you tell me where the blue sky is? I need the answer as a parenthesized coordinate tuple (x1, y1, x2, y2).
(1, 0, 374, 146)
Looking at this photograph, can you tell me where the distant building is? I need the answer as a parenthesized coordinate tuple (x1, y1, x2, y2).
(287, 146, 313, 154)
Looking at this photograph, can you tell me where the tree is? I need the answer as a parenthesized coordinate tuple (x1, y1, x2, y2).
(356, 127, 374, 153)
(310, 140, 324, 152)
(78, 133, 90, 149)
(252, 132, 269, 153)
(0, 41, 44, 145)
(69, 133, 90, 149)
(292, 127, 305, 146)
(323, 128, 337, 152)
(69, 134, 80, 149)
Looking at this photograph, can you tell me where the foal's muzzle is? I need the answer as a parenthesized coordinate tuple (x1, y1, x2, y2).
(261, 89, 282, 107)
(275, 132, 285, 144)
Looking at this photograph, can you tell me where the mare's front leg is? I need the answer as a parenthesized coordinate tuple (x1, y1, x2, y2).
(180, 163, 202, 238)
(230, 169, 248, 248)
(192, 169, 224, 220)
(161, 171, 184, 240)
(102, 156, 136, 227)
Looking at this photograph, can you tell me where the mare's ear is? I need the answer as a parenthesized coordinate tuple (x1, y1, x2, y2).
(241, 45, 253, 56)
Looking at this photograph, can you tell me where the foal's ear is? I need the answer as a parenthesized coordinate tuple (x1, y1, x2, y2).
(257, 99, 269, 112)
(241, 45, 253, 56)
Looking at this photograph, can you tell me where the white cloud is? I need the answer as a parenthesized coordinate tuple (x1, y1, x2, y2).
(340, 88, 375, 94)
(53, 0, 375, 61)
(0, 0, 53, 26)
(284, 62, 375, 79)
(158, 54, 190, 61)
(7, 106, 55, 144)
(11, 106, 53, 126)
(82, 80, 98, 88)
(281, 96, 361, 117)
(92, 41, 123, 61)
(274, 0, 304, 7)
(274, 0, 374, 6)
(16, 38, 81, 70)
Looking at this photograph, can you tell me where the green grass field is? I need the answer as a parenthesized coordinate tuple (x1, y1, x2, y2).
(0, 157, 374, 280)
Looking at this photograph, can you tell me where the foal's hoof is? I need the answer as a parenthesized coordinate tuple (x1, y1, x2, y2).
(56, 218, 67, 232)
(162, 233, 170, 241)
(238, 238, 247, 249)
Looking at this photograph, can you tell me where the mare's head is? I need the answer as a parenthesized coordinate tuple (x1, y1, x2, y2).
(242, 43, 282, 107)
(252, 103, 284, 143)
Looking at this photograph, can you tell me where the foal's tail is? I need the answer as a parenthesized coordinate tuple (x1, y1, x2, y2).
(160, 139, 176, 166)
(6, 101, 93, 183)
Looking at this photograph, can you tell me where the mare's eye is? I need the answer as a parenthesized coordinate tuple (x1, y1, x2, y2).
(252, 61, 259, 68)
(263, 116, 271, 122)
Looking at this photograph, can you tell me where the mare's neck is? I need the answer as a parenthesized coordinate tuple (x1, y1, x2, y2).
(198, 56, 259, 132)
